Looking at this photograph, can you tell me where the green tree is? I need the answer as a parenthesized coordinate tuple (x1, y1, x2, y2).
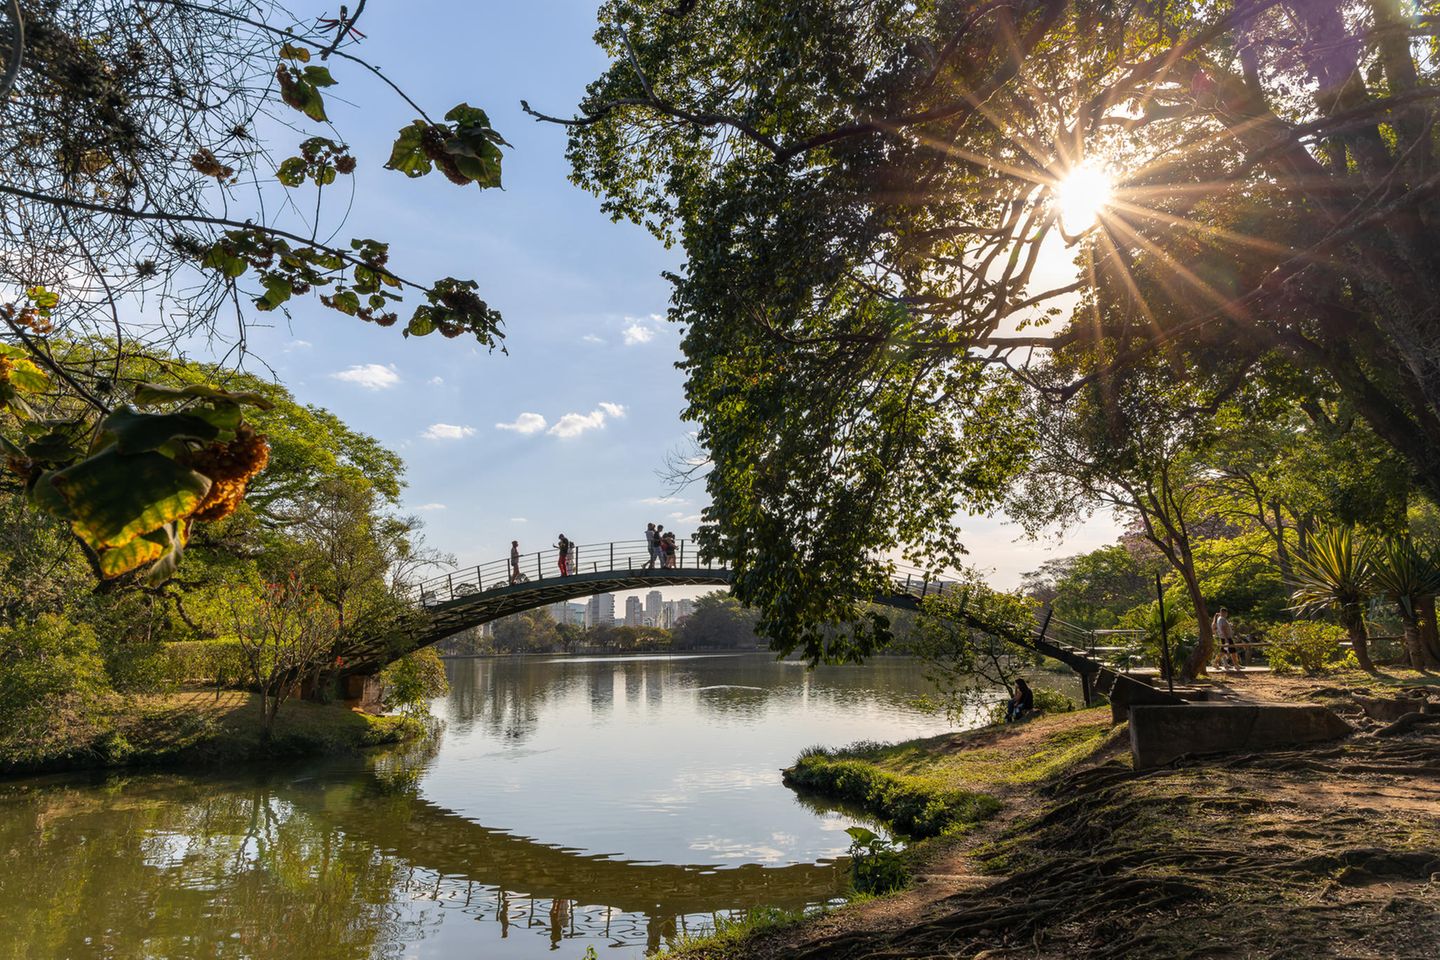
(227, 574, 341, 741)
(0, 0, 506, 582)
(1022, 542, 1163, 630)
(547, 0, 1440, 655)
(675, 592, 761, 650)
(912, 585, 1041, 724)
(492, 609, 560, 654)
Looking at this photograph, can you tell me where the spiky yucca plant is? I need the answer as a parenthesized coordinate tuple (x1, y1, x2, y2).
(1290, 527, 1376, 673)
(1371, 537, 1440, 670)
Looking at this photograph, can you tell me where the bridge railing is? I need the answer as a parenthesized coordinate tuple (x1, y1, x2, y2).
(404, 546, 1127, 660)
(407, 538, 715, 606)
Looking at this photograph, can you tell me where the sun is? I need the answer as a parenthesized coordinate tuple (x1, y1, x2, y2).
(1055, 162, 1114, 232)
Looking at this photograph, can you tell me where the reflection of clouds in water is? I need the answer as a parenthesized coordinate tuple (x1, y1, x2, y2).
(673, 767, 776, 792)
(687, 834, 793, 864)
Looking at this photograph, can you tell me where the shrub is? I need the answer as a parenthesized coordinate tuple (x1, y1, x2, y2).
(1267, 621, 1352, 674)
(785, 752, 1000, 838)
(0, 614, 113, 765)
(846, 826, 909, 895)
(380, 647, 450, 717)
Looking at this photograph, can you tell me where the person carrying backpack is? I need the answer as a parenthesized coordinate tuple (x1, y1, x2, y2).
(555, 534, 571, 576)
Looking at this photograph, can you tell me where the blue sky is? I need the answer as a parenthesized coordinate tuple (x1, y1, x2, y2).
(225, 1, 1117, 592)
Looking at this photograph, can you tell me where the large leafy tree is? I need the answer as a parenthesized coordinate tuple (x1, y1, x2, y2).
(1, 0, 506, 582)
(548, 0, 1440, 657)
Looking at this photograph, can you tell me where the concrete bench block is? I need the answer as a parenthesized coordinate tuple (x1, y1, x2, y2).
(1130, 703, 1352, 769)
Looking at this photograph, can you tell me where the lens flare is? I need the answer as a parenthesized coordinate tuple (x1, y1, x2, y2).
(1056, 162, 1113, 232)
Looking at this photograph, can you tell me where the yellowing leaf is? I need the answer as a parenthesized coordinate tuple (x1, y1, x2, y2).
(49, 449, 211, 550)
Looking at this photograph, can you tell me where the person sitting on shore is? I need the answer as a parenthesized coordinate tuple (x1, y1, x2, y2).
(1005, 678, 1034, 723)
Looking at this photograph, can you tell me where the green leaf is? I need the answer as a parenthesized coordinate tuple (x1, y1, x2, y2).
(25, 286, 59, 312)
(385, 122, 433, 178)
(6, 357, 49, 393)
(97, 527, 173, 579)
(141, 522, 189, 586)
(256, 274, 294, 311)
(99, 407, 219, 455)
(845, 826, 878, 844)
(134, 382, 273, 410)
(302, 65, 337, 87)
(406, 307, 435, 337)
(48, 449, 211, 550)
(277, 63, 329, 122)
(24, 431, 82, 463)
(201, 244, 247, 279)
(277, 156, 307, 187)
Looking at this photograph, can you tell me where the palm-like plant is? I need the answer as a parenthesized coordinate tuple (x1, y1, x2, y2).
(1371, 537, 1440, 670)
(1290, 527, 1376, 673)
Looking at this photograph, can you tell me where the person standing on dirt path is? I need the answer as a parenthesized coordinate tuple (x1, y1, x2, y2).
(1212, 607, 1239, 670)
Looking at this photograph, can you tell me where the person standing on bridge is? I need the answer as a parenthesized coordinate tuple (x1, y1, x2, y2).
(510, 540, 522, 584)
(661, 529, 677, 568)
(555, 534, 571, 576)
(645, 522, 659, 569)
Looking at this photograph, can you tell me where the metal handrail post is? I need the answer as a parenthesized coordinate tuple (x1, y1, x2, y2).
(680, 540, 685, 568)
(536, 553, 542, 581)
(447, 574, 454, 598)
(610, 542, 614, 570)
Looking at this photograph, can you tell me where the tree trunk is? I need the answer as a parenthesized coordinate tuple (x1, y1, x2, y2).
(1342, 605, 1376, 673)
(1419, 595, 1440, 668)
(1400, 612, 1428, 671)
(1177, 567, 1212, 681)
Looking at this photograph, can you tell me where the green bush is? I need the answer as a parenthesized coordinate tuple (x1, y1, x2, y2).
(0, 614, 113, 765)
(785, 752, 1000, 838)
(845, 826, 909, 895)
(1267, 621, 1352, 674)
(380, 647, 450, 716)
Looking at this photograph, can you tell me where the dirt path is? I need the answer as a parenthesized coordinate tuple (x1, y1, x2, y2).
(721, 677, 1440, 960)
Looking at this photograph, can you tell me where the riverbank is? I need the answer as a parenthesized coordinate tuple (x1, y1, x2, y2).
(0, 687, 421, 777)
(667, 669, 1440, 959)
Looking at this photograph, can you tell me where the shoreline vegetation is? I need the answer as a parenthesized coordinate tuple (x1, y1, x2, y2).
(0, 686, 421, 779)
(665, 669, 1440, 960)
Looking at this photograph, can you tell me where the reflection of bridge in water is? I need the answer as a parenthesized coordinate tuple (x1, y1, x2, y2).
(287, 761, 848, 953)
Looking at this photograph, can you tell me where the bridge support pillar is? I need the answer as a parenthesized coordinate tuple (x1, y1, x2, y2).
(341, 673, 385, 714)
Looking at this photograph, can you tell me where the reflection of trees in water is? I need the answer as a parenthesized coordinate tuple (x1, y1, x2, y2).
(0, 772, 436, 959)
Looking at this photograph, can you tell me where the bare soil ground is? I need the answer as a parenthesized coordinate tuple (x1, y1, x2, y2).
(714, 672, 1440, 960)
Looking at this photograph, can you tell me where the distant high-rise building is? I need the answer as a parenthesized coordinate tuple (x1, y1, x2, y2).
(549, 601, 586, 626)
(661, 599, 677, 628)
(624, 596, 643, 626)
(587, 593, 616, 628)
(675, 598, 695, 623)
(645, 590, 662, 624)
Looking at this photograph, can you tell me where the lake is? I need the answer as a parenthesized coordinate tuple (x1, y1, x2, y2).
(0, 653, 997, 959)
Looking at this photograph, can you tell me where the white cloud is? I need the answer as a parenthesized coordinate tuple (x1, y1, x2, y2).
(582, 334, 605, 344)
(547, 402, 627, 439)
(428, 376, 445, 386)
(622, 322, 655, 346)
(548, 410, 607, 439)
(638, 496, 686, 506)
(422, 423, 476, 440)
(509, 517, 528, 523)
(331, 363, 399, 390)
(416, 503, 447, 511)
(284, 339, 312, 352)
(496, 412, 547, 434)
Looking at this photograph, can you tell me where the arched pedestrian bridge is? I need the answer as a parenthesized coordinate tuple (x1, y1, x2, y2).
(358, 537, 1185, 717)
(392, 539, 978, 658)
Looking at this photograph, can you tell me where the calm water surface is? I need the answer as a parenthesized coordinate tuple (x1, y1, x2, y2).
(0, 653, 986, 959)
